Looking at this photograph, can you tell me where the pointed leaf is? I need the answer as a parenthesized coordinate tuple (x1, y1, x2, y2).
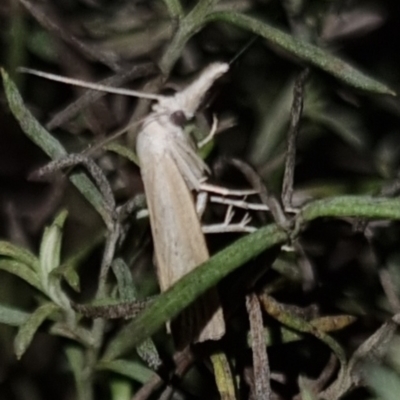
(14, 302, 59, 359)
(65, 345, 86, 400)
(111, 258, 138, 301)
(104, 143, 139, 166)
(54, 231, 105, 292)
(207, 12, 395, 95)
(0, 259, 42, 291)
(0, 241, 39, 271)
(0, 304, 30, 327)
(97, 360, 154, 384)
(39, 210, 68, 278)
(51, 264, 80, 292)
(1, 68, 112, 226)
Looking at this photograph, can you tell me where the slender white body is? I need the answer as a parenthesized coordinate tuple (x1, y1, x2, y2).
(136, 63, 228, 346)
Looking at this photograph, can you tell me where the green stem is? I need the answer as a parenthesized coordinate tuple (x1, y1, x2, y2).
(159, 0, 219, 74)
(163, 0, 184, 19)
(103, 224, 287, 360)
(103, 195, 400, 361)
(77, 224, 120, 400)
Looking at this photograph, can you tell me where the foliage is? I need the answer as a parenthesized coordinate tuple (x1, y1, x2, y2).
(1, 0, 400, 399)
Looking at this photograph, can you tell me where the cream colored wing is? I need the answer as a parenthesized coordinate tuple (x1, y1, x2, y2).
(136, 119, 225, 346)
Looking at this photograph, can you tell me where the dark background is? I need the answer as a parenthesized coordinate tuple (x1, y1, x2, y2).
(1, 1, 400, 399)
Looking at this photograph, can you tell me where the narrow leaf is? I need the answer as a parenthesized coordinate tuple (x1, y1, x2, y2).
(0, 240, 39, 271)
(0, 259, 42, 291)
(54, 231, 105, 292)
(1, 68, 112, 226)
(14, 302, 59, 359)
(210, 353, 237, 400)
(0, 304, 30, 327)
(104, 143, 139, 166)
(207, 12, 395, 95)
(65, 345, 86, 400)
(39, 210, 68, 277)
(97, 360, 154, 384)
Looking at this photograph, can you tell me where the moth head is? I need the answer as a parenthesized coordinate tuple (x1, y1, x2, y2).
(174, 63, 229, 119)
(151, 63, 229, 126)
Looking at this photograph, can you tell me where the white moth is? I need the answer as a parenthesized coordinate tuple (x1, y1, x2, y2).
(136, 63, 228, 346)
(20, 63, 229, 346)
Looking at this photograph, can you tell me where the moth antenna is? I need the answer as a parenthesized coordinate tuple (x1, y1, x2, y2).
(228, 36, 258, 66)
(83, 116, 147, 156)
(18, 67, 164, 101)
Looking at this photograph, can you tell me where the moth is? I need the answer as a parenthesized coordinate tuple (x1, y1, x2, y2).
(136, 63, 228, 347)
(21, 63, 229, 347)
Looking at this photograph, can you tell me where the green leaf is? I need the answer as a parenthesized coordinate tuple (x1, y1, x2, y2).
(97, 360, 154, 384)
(54, 231, 105, 292)
(207, 12, 395, 95)
(110, 379, 131, 400)
(51, 264, 81, 293)
(103, 195, 400, 361)
(365, 364, 400, 400)
(39, 210, 68, 278)
(298, 376, 318, 400)
(27, 29, 58, 63)
(111, 258, 161, 369)
(0, 304, 30, 327)
(103, 223, 287, 361)
(0, 259, 42, 291)
(65, 345, 87, 400)
(1, 68, 112, 227)
(104, 143, 139, 166)
(112, 258, 138, 301)
(0, 241, 39, 271)
(14, 302, 59, 359)
(39, 211, 72, 309)
(248, 76, 294, 165)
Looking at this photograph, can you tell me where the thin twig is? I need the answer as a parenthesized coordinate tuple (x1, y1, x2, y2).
(292, 240, 316, 291)
(132, 347, 194, 400)
(18, 0, 121, 71)
(379, 268, 400, 313)
(281, 68, 309, 209)
(228, 158, 290, 229)
(30, 154, 116, 222)
(246, 293, 272, 400)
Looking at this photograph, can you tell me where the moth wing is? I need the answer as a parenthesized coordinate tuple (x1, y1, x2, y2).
(138, 128, 225, 345)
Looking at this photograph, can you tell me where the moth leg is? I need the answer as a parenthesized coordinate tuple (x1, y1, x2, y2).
(209, 195, 270, 211)
(198, 114, 218, 148)
(202, 205, 257, 234)
(196, 191, 209, 218)
(199, 182, 258, 196)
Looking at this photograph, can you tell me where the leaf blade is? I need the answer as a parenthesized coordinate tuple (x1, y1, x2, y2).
(208, 12, 395, 95)
(1, 68, 112, 226)
(14, 302, 59, 359)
